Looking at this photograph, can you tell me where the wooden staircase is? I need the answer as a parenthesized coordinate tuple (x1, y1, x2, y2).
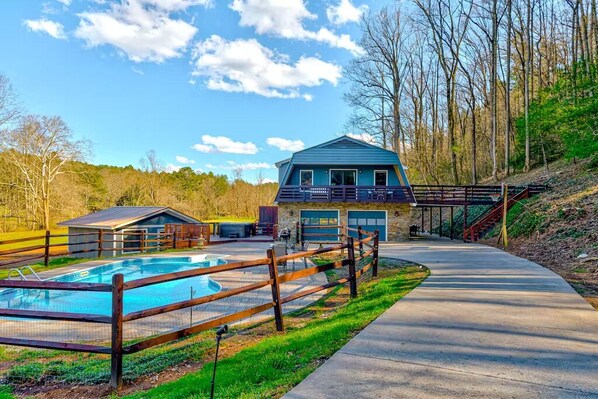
(464, 186, 536, 242)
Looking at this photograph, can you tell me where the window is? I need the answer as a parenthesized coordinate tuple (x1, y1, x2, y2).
(374, 170, 388, 186)
(330, 169, 356, 185)
(300, 170, 313, 186)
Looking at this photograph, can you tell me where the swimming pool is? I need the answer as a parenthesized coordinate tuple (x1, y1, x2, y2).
(0, 255, 225, 316)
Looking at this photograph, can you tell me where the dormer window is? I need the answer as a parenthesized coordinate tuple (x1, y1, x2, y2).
(300, 170, 313, 186)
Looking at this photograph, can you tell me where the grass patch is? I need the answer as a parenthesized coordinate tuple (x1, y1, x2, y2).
(4, 333, 214, 386)
(0, 229, 68, 251)
(124, 263, 428, 399)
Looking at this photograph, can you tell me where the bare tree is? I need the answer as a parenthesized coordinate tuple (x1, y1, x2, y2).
(414, 0, 473, 184)
(140, 149, 164, 206)
(0, 115, 87, 229)
(0, 75, 20, 129)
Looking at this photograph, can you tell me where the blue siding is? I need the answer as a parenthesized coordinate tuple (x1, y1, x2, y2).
(277, 136, 410, 187)
(289, 165, 399, 186)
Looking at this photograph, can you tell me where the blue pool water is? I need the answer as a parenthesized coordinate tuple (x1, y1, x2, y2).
(0, 256, 225, 316)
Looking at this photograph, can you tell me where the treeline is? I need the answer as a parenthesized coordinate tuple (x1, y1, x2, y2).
(0, 156, 277, 232)
(345, 0, 598, 184)
(0, 75, 276, 232)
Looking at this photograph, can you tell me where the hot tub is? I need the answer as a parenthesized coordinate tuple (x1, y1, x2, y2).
(219, 222, 254, 238)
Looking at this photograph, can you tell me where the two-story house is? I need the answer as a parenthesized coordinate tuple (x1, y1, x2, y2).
(275, 136, 415, 241)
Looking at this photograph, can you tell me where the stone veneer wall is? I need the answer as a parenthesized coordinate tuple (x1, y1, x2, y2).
(278, 202, 413, 242)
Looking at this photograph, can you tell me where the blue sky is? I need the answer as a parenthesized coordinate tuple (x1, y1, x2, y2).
(0, 0, 389, 183)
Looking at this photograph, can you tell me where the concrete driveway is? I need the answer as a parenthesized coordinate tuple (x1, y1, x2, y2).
(284, 239, 598, 398)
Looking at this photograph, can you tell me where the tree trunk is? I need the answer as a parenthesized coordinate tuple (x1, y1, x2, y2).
(524, 0, 532, 172)
(491, 0, 498, 181)
(505, 0, 512, 177)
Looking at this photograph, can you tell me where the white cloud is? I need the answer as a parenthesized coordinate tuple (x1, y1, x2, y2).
(191, 35, 341, 99)
(261, 178, 277, 184)
(57, 0, 72, 6)
(266, 137, 305, 152)
(326, 0, 367, 25)
(346, 132, 377, 144)
(230, 0, 362, 55)
(192, 135, 258, 154)
(165, 163, 182, 172)
(24, 18, 67, 39)
(131, 66, 144, 75)
(74, 0, 205, 63)
(176, 155, 195, 164)
(207, 161, 274, 171)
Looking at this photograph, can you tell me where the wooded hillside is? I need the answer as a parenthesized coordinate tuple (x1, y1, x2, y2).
(345, 0, 598, 184)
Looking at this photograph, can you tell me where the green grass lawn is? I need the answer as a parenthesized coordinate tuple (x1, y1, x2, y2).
(0, 229, 68, 250)
(0, 260, 428, 399)
(125, 263, 428, 399)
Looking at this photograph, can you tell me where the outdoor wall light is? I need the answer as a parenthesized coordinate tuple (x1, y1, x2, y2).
(289, 210, 294, 217)
(394, 211, 400, 217)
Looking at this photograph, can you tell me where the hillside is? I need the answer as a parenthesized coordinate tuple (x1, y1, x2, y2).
(481, 159, 598, 308)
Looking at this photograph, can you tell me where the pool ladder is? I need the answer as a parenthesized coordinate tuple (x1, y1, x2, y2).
(7, 266, 42, 281)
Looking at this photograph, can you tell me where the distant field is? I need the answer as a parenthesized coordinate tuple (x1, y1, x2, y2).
(0, 229, 68, 252)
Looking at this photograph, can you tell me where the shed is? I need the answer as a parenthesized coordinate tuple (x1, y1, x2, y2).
(58, 206, 202, 258)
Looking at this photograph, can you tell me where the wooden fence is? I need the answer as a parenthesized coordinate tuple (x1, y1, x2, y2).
(0, 227, 210, 269)
(0, 228, 379, 390)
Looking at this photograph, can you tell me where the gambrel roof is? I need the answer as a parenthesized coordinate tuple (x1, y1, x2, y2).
(277, 135, 410, 186)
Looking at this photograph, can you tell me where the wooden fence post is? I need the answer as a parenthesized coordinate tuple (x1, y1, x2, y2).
(110, 273, 124, 391)
(172, 232, 177, 250)
(300, 222, 305, 249)
(44, 230, 50, 267)
(357, 225, 364, 256)
(372, 229, 380, 277)
(347, 236, 357, 298)
(98, 229, 103, 258)
(266, 249, 284, 332)
(295, 221, 300, 244)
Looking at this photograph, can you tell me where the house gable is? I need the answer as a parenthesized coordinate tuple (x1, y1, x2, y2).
(277, 135, 410, 187)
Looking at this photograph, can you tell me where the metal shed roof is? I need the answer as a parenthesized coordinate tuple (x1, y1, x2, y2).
(58, 206, 200, 230)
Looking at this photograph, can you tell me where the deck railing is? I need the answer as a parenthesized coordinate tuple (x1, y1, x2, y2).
(0, 229, 379, 390)
(276, 184, 546, 205)
(411, 184, 547, 205)
(276, 185, 415, 203)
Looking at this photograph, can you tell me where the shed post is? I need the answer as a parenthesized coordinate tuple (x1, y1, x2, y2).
(429, 207, 432, 235)
(463, 205, 469, 242)
(439, 207, 443, 237)
(450, 207, 454, 240)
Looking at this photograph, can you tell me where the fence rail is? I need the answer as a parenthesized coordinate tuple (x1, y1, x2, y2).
(0, 229, 380, 391)
(0, 227, 211, 269)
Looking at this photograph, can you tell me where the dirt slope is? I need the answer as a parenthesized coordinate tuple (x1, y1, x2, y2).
(481, 159, 598, 308)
